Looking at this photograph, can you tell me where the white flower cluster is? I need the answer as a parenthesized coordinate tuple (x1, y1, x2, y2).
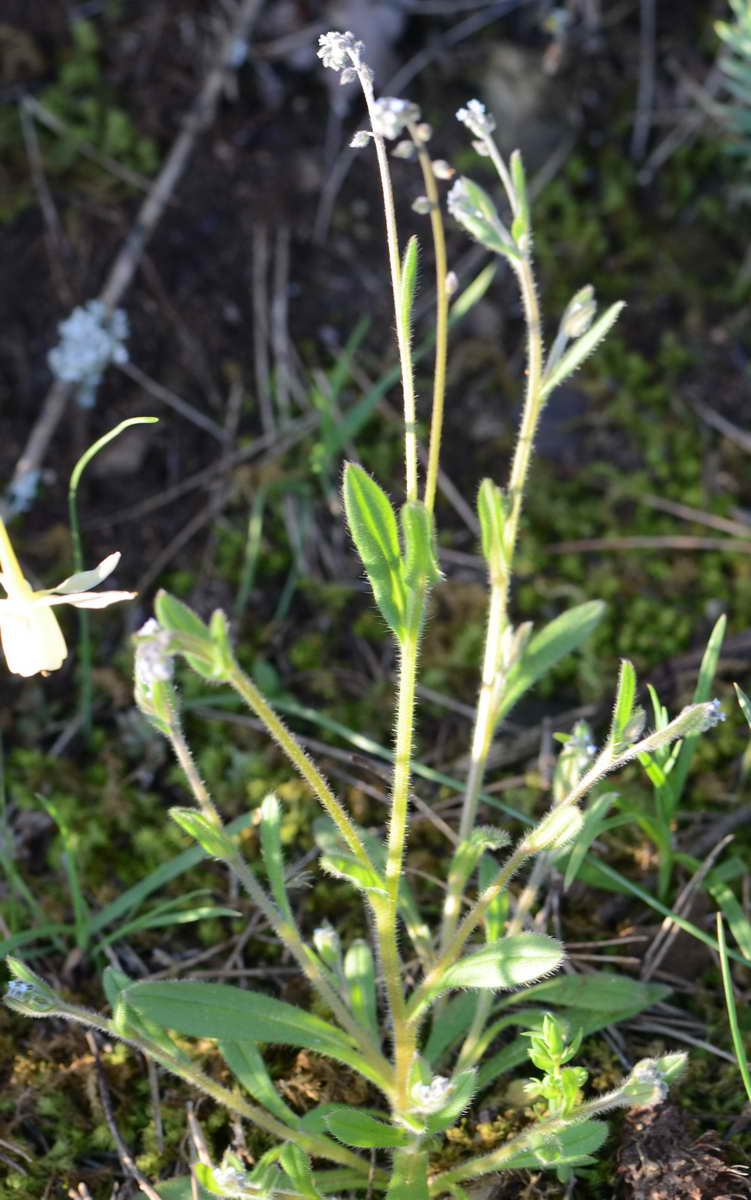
(456, 98, 496, 139)
(48, 300, 129, 408)
(411, 1074, 452, 1114)
(134, 618, 174, 690)
(317, 30, 370, 84)
(371, 97, 421, 140)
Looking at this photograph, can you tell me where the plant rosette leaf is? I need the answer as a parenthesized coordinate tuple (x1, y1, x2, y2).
(325, 1106, 409, 1149)
(124, 980, 387, 1087)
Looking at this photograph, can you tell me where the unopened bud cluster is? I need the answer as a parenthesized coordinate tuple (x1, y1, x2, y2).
(411, 1074, 452, 1113)
(456, 99, 496, 139)
(317, 30, 371, 84)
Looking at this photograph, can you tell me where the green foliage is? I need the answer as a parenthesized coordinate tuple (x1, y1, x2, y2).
(0, 18, 158, 224)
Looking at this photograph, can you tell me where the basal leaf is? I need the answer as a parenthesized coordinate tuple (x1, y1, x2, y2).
(220, 1041, 299, 1126)
(326, 1106, 407, 1149)
(125, 981, 381, 1082)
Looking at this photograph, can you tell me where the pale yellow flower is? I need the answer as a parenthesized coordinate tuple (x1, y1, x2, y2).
(0, 518, 134, 677)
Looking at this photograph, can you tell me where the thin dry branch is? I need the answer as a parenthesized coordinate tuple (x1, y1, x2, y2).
(4, 0, 265, 518)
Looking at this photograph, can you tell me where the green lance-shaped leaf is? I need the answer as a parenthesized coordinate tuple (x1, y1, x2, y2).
(103, 966, 193, 1067)
(279, 1144, 326, 1200)
(400, 500, 442, 594)
(220, 1040, 300, 1126)
(736, 682, 751, 728)
(509, 150, 529, 246)
(259, 793, 293, 922)
(495, 601, 606, 725)
(521, 970, 668, 1015)
(320, 851, 388, 896)
(154, 589, 218, 680)
(478, 852, 508, 943)
(343, 462, 407, 638)
(607, 659, 638, 753)
(326, 1106, 408, 1149)
(124, 980, 386, 1086)
(447, 177, 520, 260)
(344, 939, 379, 1044)
(501, 1119, 609, 1172)
(399, 235, 420, 346)
(416, 933, 564, 1010)
(540, 301, 625, 401)
(170, 808, 234, 861)
(477, 478, 509, 577)
(423, 1068, 478, 1135)
(208, 608, 234, 677)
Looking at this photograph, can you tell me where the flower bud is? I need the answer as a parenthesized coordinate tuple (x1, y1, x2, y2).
(523, 804, 583, 855)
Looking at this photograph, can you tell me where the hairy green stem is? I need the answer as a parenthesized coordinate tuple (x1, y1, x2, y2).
(430, 1087, 625, 1190)
(227, 662, 373, 870)
(412, 135, 449, 516)
(440, 246, 544, 962)
(383, 597, 425, 1109)
(354, 65, 418, 501)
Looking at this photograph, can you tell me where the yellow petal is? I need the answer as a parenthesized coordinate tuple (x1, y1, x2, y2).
(0, 604, 67, 677)
(0, 518, 34, 599)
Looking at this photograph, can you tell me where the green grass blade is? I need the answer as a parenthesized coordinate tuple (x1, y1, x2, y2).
(716, 913, 751, 1105)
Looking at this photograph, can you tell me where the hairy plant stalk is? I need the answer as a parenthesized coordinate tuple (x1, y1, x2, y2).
(440, 247, 545, 954)
(454, 853, 549, 1071)
(383, 597, 425, 1109)
(168, 716, 221, 826)
(227, 661, 373, 870)
(354, 67, 418, 501)
(411, 135, 450, 516)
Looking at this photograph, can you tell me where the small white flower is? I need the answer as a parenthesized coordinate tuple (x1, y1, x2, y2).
(411, 1075, 452, 1113)
(350, 130, 372, 148)
(371, 97, 421, 140)
(318, 30, 360, 73)
(411, 196, 433, 214)
(456, 99, 496, 139)
(134, 619, 174, 689)
(48, 300, 129, 408)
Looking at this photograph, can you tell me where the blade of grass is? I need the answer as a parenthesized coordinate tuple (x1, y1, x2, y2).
(716, 913, 751, 1105)
(68, 416, 158, 735)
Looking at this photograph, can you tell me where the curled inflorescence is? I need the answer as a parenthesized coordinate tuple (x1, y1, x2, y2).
(456, 99, 496, 139)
